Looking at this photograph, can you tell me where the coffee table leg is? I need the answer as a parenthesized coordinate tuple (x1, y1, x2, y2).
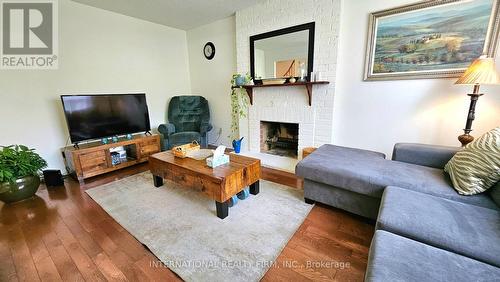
(250, 180, 260, 195)
(153, 175, 163, 187)
(216, 201, 229, 219)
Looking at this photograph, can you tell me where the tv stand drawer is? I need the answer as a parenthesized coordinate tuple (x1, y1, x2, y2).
(141, 144, 160, 155)
(79, 151, 108, 173)
(80, 150, 106, 162)
(141, 138, 159, 146)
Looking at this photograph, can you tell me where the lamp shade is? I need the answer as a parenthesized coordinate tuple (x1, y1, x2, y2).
(455, 55, 500, 85)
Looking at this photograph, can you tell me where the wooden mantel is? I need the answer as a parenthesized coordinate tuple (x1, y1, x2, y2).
(232, 81, 330, 106)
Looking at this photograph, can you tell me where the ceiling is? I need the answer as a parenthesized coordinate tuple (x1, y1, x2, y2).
(71, 0, 260, 30)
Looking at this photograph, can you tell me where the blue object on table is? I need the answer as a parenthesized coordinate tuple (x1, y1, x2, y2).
(126, 134, 133, 140)
(101, 138, 109, 144)
(237, 188, 250, 200)
(232, 137, 244, 153)
(112, 136, 119, 143)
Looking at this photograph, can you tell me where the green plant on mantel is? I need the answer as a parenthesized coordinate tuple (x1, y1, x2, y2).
(0, 145, 47, 183)
(229, 73, 252, 140)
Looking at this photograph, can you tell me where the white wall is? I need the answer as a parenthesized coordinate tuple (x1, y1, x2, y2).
(334, 0, 500, 157)
(187, 16, 236, 147)
(0, 0, 192, 171)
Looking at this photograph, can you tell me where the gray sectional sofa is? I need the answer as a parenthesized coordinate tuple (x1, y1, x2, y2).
(296, 143, 500, 281)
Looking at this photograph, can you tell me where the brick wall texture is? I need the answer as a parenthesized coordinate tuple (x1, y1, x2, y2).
(236, 0, 341, 156)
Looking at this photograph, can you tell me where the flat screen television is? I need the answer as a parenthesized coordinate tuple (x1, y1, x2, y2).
(61, 94, 151, 143)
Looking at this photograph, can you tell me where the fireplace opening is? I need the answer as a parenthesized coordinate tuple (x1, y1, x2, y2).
(260, 121, 299, 158)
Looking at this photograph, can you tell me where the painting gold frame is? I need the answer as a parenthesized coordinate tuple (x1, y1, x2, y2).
(364, 0, 500, 81)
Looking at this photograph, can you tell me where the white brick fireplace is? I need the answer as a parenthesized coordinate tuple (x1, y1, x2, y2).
(248, 88, 316, 155)
(235, 0, 341, 170)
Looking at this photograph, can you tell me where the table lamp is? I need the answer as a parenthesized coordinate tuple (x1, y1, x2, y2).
(455, 55, 500, 146)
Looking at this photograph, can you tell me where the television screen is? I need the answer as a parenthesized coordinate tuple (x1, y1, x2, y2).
(61, 94, 151, 143)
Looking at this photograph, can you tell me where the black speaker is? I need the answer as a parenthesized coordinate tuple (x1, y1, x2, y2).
(43, 170, 64, 187)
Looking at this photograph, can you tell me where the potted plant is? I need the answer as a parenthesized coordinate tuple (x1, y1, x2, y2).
(0, 145, 47, 203)
(230, 73, 252, 153)
(233, 74, 247, 86)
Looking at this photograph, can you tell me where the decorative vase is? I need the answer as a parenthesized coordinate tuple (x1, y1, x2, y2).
(235, 76, 246, 86)
(0, 175, 41, 203)
(298, 62, 306, 82)
(232, 137, 244, 153)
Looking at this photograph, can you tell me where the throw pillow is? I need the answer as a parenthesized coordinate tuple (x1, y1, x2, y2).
(444, 127, 500, 195)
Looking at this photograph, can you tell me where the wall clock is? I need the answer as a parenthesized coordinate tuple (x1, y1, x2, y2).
(204, 42, 215, 60)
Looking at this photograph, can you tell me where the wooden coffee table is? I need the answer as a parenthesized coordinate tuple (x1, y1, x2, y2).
(149, 151, 261, 219)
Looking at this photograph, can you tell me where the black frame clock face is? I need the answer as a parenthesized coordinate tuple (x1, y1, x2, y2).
(204, 42, 215, 60)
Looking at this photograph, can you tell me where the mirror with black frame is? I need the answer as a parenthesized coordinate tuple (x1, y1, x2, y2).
(250, 22, 315, 82)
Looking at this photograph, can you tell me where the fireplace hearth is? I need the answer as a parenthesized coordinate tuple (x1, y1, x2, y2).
(260, 121, 299, 158)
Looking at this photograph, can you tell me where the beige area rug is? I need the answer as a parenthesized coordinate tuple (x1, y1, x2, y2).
(86, 172, 312, 282)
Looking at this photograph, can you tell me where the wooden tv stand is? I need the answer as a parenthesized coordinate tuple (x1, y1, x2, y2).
(63, 134, 161, 185)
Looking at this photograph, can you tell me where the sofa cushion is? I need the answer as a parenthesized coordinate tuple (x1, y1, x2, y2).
(366, 230, 500, 282)
(444, 126, 500, 195)
(398, 176, 498, 210)
(296, 144, 497, 209)
(392, 143, 460, 169)
(377, 186, 500, 267)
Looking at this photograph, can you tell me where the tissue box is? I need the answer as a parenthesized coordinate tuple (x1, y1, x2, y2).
(206, 154, 230, 168)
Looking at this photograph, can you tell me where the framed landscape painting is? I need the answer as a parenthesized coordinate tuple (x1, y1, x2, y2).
(364, 0, 500, 81)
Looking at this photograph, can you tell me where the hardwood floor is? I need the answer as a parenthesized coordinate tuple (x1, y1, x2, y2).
(0, 163, 374, 281)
